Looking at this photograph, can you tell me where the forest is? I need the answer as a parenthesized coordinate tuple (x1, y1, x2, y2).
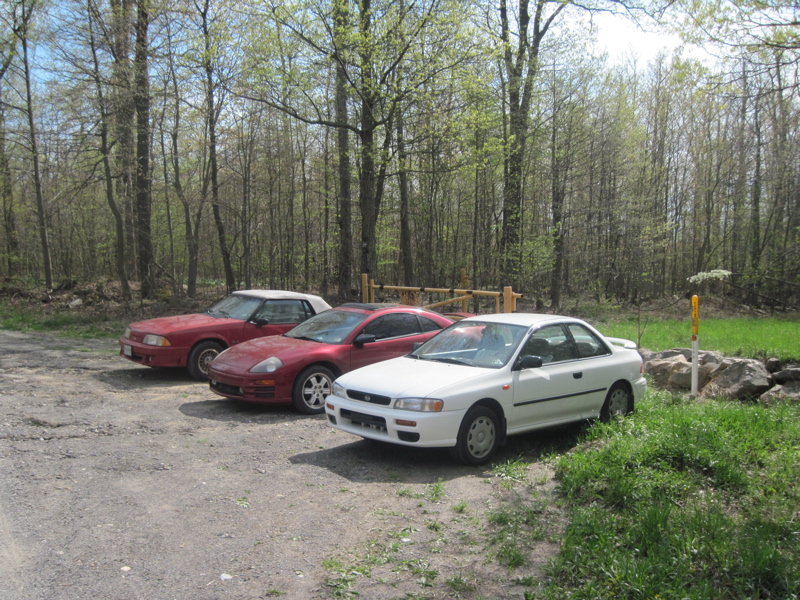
(1, 0, 798, 310)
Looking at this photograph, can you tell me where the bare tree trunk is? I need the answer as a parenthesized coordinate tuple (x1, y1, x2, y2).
(110, 0, 136, 280)
(88, 0, 131, 301)
(199, 0, 235, 293)
(134, 0, 154, 298)
(0, 92, 19, 276)
(20, 1, 53, 290)
(397, 111, 414, 286)
(499, 0, 566, 288)
(334, 0, 352, 301)
(0, 31, 18, 276)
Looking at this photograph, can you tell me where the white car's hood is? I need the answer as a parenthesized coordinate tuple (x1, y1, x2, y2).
(338, 355, 488, 398)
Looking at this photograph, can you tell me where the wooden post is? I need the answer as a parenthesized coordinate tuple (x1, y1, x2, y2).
(503, 286, 516, 313)
(361, 273, 369, 303)
(460, 268, 470, 312)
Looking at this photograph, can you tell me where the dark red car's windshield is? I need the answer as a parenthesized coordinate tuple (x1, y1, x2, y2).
(285, 310, 368, 344)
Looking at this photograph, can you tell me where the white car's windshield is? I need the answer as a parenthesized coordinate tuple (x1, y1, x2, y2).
(206, 294, 262, 320)
(412, 321, 528, 368)
(285, 310, 368, 344)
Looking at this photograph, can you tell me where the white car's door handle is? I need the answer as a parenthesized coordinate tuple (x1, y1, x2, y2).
(573, 372, 583, 379)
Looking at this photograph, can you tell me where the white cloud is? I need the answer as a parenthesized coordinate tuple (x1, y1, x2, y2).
(592, 12, 708, 66)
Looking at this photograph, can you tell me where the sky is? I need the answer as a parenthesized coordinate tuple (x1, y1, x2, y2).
(592, 11, 706, 67)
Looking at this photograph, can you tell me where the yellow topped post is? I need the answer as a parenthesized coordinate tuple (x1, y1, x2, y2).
(691, 295, 699, 397)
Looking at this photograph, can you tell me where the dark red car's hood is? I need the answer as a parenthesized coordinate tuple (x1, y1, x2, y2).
(210, 335, 325, 371)
(128, 313, 235, 335)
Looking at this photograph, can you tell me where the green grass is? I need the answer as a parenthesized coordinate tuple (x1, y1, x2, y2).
(599, 316, 800, 361)
(535, 389, 800, 600)
(0, 298, 126, 340)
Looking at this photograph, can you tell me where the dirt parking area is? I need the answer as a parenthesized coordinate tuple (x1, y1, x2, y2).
(0, 329, 565, 599)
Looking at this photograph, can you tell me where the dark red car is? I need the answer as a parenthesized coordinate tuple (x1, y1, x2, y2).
(119, 290, 331, 380)
(207, 304, 456, 413)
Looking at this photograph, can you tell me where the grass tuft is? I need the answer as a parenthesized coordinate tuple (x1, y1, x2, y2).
(543, 389, 800, 599)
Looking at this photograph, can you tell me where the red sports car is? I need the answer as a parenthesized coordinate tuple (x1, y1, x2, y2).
(207, 304, 456, 413)
(119, 290, 331, 380)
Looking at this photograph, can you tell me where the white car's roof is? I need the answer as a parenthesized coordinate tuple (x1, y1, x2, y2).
(232, 290, 332, 313)
(461, 312, 583, 328)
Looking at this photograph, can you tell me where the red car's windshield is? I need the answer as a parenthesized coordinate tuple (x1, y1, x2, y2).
(206, 294, 262, 320)
(285, 310, 368, 344)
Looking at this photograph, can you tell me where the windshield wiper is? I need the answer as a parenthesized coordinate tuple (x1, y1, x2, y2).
(428, 357, 470, 366)
(287, 335, 320, 342)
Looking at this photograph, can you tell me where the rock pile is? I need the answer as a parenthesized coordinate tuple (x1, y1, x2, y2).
(640, 348, 800, 405)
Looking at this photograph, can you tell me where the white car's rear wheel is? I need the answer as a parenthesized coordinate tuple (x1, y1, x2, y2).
(450, 406, 499, 466)
(601, 382, 633, 420)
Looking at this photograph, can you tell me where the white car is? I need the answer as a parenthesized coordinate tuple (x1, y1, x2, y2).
(325, 313, 646, 465)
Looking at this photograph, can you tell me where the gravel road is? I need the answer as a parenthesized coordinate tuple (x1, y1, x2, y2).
(0, 329, 562, 599)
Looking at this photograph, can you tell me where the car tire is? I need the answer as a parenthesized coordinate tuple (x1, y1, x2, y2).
(450, 406, 499, 466)
(187, 341, 223, 381)
(292, 366, 334, 414)
(600, 382, 633, 421)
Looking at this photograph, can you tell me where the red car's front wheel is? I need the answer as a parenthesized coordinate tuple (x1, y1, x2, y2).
(292, 366, 334, 414)
(187, 341, 224, 381)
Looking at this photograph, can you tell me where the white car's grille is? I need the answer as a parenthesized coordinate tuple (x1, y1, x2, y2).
(344, 389, 391, 406)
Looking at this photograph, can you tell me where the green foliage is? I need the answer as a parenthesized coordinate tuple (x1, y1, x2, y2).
(544, 389, 800, 599)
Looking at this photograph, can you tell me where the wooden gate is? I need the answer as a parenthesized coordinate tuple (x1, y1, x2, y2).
(360, 271, 522, 314)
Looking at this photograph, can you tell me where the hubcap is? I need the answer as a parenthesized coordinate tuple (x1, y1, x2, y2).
(608, 389, 628, 415)
(466, 416, 495, 458)
(303, 374, 331, 407)
(198, 349, 219, 374)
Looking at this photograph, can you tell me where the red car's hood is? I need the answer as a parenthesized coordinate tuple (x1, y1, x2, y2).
(210, 335, 321, 372)
(128, 313, 236, 335)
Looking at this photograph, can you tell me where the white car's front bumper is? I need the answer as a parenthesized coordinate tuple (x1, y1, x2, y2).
(325, 394, 466, 448)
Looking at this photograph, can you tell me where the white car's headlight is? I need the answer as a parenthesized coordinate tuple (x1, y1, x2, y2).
(332, 382, 346, 397)
(250, 356, 283, 373)
(394, 398, 443, 412)
(123, 327, 131, 338)
(142, 334, 170, 347)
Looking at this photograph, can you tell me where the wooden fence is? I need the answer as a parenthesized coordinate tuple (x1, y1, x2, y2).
(360, 271, 522, 314)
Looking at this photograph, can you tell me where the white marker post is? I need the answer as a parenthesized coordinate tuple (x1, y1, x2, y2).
(691, 295, 699, 398)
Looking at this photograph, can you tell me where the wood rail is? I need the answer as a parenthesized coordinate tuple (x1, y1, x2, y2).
(360, 272, 522, 313)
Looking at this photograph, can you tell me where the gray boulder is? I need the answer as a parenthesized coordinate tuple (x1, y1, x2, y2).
(668, 361, 715, 391)
(773, 367, 800, 385)
(643, 349, 723, 391)
(700, 358, 774, 401)
(645, 355, 688, 388)
(759, 382, 800, 406)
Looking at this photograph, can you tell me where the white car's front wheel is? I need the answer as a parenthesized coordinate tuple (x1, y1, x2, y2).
(450, 406, 499, 466)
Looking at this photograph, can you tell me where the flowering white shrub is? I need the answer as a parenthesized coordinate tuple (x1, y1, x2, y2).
(687, 269, 732, 284)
